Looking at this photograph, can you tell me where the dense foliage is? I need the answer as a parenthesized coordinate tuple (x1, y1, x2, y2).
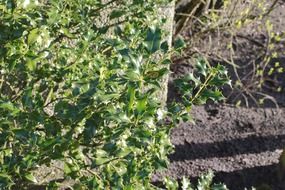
(0, 0, 229, 189)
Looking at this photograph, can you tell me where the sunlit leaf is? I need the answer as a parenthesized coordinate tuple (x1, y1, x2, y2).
(24, 173, 38, 183)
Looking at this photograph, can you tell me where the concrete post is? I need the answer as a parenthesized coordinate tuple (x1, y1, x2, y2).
(158, 2, 175, 105)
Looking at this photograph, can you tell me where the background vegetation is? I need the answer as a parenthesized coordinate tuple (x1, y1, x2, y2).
(174, 0, 284, 107)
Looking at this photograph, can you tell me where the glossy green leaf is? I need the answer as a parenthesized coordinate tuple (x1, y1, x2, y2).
(127, 84, 136, 114)
(144, 27, 162, 53)
(24, 173, 38, 183)
(110, 10, 125, 19)
(26, 58, 37, 71)
(0, 173, 13, 189)
(27, 29, 39, 45)
(22, 88, 33, 109)
(181, 176, 192, 190)
(173, 36, 186, 51)
(0, 102, 19, 114)
(160, 41, 169, 53)
(94, 157, 110, 166)
(136, 96, 147, 114)
(201, 89, 224, 102)
(196, 59, 208, 76)
(117, 148, 132, 157)
(60, 28, 75, 38)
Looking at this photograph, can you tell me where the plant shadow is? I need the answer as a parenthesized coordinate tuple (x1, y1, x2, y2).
(169, 134, 285, 161)
(212, 164, 285, 190)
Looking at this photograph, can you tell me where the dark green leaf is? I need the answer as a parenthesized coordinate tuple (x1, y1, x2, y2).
(127, 84, 136, 114)
(144, 27, 162, 53)
(110, 10, 125, 19)
(160, 41, 169, 53)
(196, 58, 208, 76)
(173, 36, 186, 51)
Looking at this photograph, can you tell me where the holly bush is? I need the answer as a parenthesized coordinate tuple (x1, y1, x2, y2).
(164, 171, 228, 190)
(0, 0, 229, 189)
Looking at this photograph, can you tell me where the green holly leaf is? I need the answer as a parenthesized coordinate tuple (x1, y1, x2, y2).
(136, 96, 147, 115)
(0, 102, 20, 115)
(144, 26, 162, 53)
(27, 29, 39, 45)
(24, 173, 38, 183)
(174, 36, 186, 51)
(196, 58, 208, 77)
(127, 84, 136, 114)
(110, 10, 125, 19)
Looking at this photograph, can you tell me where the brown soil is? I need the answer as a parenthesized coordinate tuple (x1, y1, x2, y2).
(153, 1, 285, 189)
(154, 105, 285, 190)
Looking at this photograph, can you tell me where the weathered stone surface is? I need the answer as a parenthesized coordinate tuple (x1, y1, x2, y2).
(158, 2, 175, 105)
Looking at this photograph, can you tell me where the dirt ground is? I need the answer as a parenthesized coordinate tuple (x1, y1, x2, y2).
(153, 105, 285, 190)
(153, 1, 285, 189)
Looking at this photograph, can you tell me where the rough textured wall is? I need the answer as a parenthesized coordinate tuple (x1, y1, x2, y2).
(158, 2, 175, 105)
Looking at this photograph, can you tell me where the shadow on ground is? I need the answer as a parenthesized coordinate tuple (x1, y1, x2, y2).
(212, 164, 285, 190)
(169, 134, 285, 161)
